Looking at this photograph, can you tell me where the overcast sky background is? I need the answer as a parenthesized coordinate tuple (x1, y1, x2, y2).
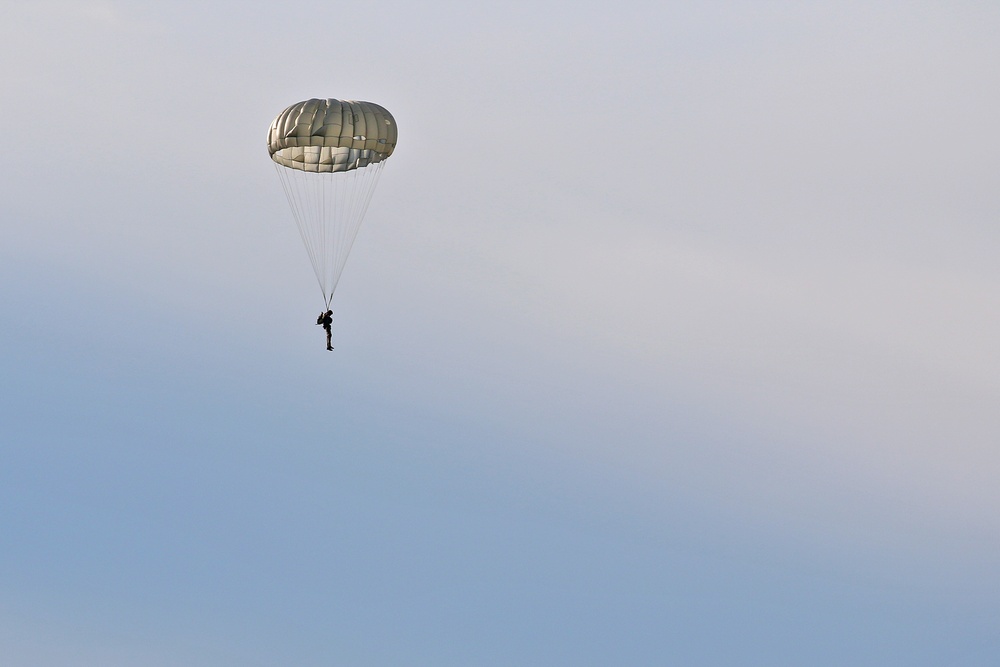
(2, 1, 999, 665)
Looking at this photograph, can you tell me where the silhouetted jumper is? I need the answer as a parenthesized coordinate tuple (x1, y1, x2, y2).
(316, 310, 333, 350)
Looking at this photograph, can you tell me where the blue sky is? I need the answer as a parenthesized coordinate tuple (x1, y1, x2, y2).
(2, 1, 999, 664)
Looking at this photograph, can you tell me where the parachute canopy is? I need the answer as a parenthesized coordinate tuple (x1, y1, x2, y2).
(268, 98, 397, 173)
(268, 99, 397, 307)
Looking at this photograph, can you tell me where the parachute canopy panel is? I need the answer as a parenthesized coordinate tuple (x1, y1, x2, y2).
(268, 99, 397, 174)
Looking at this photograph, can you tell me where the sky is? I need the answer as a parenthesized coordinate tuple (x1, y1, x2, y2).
(1, 1, 999, 664)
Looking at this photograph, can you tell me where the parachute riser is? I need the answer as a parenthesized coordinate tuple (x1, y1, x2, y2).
(273, 160, 386, 305)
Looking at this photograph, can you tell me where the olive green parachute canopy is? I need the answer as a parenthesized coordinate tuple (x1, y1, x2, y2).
(268, 98, 397, 173)
(268, 98, 397, 307)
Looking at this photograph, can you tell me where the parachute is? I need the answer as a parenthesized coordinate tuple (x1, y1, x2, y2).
(268, 98, 397, 307)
